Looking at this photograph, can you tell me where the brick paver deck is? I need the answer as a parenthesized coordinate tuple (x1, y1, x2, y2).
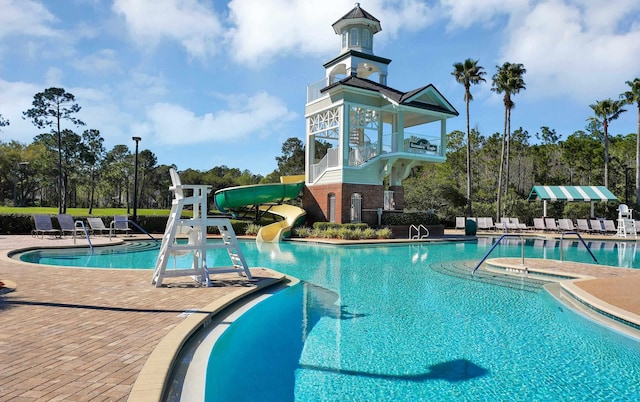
(0, 235, 282, 401)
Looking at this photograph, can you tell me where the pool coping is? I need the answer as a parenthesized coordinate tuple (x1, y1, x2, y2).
(127, 268, 287, 402)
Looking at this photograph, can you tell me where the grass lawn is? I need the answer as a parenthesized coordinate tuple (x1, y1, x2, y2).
(0, 206, 172, 217)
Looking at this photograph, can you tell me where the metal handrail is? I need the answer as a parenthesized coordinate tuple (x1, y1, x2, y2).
(472, 231, 598, 275)
(110, 219, 159, 243)
(472, 234, 525, 274)
(409, 224, 430, 239)
(73, 220, 93, 252)
(559, 231, 598, 263)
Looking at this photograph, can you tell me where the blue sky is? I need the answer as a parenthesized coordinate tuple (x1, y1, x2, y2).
(0, 0, 639, 176)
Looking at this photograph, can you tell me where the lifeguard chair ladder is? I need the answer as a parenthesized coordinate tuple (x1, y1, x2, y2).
(152, 168, 253, 287)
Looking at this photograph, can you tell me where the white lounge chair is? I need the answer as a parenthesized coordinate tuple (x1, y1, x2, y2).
(500, 217, 517, 231)
(511, 218, 528, 230)
(544, 218, 558, 232)
(557, 218, 575, 231)
(533, 218, 546, 231)
(87, 217, 110, 235)
(455, 217, 466, 230)
(576, 219, 591, 232)
(590, 219, 604, 234)
(603, 219, 617, 234)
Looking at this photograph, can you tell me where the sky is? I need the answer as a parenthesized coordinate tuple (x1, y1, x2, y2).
(0, 0, 639, 176)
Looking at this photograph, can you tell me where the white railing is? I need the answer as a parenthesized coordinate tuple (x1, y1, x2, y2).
(307, 78, 329, 103)
(309, 147, 341, 182)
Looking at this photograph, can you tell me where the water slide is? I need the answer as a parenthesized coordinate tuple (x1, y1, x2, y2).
(213, 179, 306, 243)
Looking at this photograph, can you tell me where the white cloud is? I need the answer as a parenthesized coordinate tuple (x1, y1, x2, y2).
(0, 0, 58, 38)
(145, 92, 297, 145)
(500, 0, 640, 101)
(227, 0, 437, 66)
(0, 79, 48, 142)
(74, 49, 121, 76)
(441, 0, 529, 30)
(112, 0, 224, 60)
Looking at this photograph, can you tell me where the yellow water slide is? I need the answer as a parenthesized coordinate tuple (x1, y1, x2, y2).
(257, 204, 307, 242)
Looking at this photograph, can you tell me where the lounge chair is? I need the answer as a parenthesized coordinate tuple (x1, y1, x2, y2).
(557, 218, 575, 231)
(576, 219, 591, 232)
(111, 215, 132, 236)
(32, 214, 61, 239)
(603, 219, 617, 234)
(544, 218, 558, 232)
(511, 218, 528, 230)
(533, 218, 546, 231)
(590, 219, 604, 234)
(455, 217, 466, 230)
(56, 214, 85, 237)
(500, 217, 517, 231)
(87, 217, 110, 235)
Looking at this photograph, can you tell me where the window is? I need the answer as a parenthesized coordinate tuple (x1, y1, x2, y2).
(350, 28, 359, 46)
(342, 31, 347, 49)
(362, 29, 370, 48)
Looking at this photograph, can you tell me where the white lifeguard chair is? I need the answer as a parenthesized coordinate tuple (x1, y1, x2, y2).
(615, 204, 636, 239)
(151, 168, 253, 287)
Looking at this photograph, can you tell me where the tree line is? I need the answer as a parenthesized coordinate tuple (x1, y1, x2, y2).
(450, 59, 640, 221)
(1, 73, 639, 224)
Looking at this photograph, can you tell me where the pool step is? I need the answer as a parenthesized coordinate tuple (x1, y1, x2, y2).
(430, 261, 547, 293)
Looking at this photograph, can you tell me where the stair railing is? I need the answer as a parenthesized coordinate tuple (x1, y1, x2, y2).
(559, 231, 598, 263)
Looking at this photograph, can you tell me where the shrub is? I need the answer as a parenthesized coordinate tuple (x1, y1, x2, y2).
(381, 211, 440, 226)
(244, 223, 262, 235)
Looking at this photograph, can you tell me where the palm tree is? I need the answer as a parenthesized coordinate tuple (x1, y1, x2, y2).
(491, 62, 526, 220)
(620, 78, 640, 207)
(589, 99, 627, 188)
(452, 58, 486, 217)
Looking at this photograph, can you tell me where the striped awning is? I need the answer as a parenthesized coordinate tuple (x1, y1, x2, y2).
(527, 186, 618, 202)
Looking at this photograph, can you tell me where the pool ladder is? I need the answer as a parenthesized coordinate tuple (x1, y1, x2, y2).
(472, 231, 597, 275)
(409, 224, 429, 239)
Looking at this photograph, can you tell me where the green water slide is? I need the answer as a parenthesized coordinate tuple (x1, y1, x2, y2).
(213, 182, 306, 242)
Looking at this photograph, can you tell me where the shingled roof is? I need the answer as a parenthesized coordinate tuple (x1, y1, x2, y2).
(334, 3, 380, 24)
(332, 3, 381, 34)
(321, 76, 459, 116)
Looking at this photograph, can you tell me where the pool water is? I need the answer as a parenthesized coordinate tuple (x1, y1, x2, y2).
(203, 241, 640, 401)
(17, 238, 640, 400)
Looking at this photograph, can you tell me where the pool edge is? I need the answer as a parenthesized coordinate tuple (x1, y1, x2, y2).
(127, 268, 289, 402)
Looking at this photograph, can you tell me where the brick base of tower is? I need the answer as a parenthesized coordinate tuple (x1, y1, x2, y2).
(303, 183, 403, 226)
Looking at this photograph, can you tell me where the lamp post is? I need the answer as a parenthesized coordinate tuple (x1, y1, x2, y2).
(132, 136, 141, 223)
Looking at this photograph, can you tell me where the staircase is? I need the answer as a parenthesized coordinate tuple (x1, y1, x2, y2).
(430, 260, 548, 293)
(151, 169, 253, 287)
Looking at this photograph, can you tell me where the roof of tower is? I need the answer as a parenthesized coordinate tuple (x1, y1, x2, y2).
(332, 3, 381, 34)
(321, 76, 459, 116)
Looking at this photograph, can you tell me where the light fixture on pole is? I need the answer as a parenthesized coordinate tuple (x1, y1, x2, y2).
(132, 136, 142, 223)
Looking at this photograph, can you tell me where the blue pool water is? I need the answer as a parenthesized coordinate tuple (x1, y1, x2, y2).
(16, 238, 640, 400)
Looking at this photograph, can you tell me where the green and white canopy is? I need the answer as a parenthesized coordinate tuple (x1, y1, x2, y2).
(527, 185, 618, 217)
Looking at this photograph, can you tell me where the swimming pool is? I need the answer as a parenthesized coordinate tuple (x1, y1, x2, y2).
(16, 238, 640, 400)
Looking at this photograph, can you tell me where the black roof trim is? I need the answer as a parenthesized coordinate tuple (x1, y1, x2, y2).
(323, 50, 392, 69)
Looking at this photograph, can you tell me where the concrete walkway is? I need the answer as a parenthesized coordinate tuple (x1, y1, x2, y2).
(1, 233, 640, 400)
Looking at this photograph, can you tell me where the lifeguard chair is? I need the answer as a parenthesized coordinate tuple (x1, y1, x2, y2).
(615, 204, 636, 238)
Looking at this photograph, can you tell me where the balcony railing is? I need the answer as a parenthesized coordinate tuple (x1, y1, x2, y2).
(309, 147, 341, 182)
(307, 78, 329, 103)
